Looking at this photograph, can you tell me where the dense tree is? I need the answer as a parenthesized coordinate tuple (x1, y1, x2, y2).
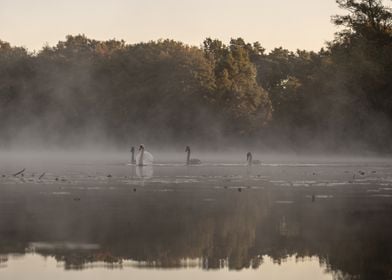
(325, 0, 392, 148)
(0, 41, 34, 144)
(0, 0, 391, 151)
(203, 38, 272, 135)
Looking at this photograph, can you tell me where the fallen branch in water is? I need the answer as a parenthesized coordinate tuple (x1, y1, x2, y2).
(38, 172, 46, 180)
(13, 168, 25, 177)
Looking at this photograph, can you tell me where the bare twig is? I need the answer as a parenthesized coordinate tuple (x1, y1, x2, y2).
(13, 168, 25, 177)
(38, 172, 46, 180)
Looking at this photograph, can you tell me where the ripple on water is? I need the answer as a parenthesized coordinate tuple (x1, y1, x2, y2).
(275, 200, 294, 204)
(122, 180, 147, 186)
(155, 189, 174, 192)
(316, 195, 334, 199)
(27, 242, 100, 251)
(366, 189, 380, 193)
(370, 194, 392, 198)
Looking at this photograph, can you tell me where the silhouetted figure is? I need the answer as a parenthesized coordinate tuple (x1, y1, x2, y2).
(137, 144, 145, 166)
(247, 152, 261, 165)
(185, 146, 201, 165)
(134, 144, 154, 167)
(130, 146, 136, 164)
(247, 152, 253, 165)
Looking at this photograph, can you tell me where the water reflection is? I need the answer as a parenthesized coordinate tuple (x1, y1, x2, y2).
(0, 171, 392, 279)
(135, 165, 153, 179)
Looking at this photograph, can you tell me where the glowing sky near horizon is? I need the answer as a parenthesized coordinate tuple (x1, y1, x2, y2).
(0, 0, 342, 52)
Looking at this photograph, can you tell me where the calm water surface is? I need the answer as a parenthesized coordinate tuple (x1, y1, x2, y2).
(1, 155, 392, 280)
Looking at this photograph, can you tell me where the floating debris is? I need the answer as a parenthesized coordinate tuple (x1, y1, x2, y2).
(38, 172, 46, 180)
(107, 174, 112, 178)
(13, 168, 25, 176)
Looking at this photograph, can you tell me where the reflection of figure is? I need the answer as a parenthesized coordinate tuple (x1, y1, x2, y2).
(279, 216, 288, 236)
(130, 146, 136, 164)
(129, 163, 136, 178)
(185, 146, 201, 165)
(136, 165, 153, 179)
(279, 216, 300, 237)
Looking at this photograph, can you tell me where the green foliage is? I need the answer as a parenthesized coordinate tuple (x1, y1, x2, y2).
(332, 0, 392, 43)
(0, 0, 392, 150)
(0, 36, 271, 146)
(203, 38, 272, 134)
(323, 0, 392, 147)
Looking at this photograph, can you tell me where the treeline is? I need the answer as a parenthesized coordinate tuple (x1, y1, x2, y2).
(0, 0, 391, 151)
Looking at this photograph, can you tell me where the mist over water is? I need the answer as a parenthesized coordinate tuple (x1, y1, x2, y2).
(1, 31, 392, 153)
(1, 153, 392, 279)
(1, 1, 392, 279)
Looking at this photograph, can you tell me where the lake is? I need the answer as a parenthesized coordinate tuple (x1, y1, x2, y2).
(1, 153, 392, 279)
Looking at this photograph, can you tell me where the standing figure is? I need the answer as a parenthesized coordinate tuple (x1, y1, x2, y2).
(247, 152, 253, 166)
(135, 144, 154, 166)
(246, 152, 261, 165)
(137, 144, 145, 166)
(130, 146, 136, 164)
(185, 146, 201, 165)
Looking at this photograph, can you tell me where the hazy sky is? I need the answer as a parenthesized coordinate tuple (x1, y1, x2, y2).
(0, 0, 342, 52)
